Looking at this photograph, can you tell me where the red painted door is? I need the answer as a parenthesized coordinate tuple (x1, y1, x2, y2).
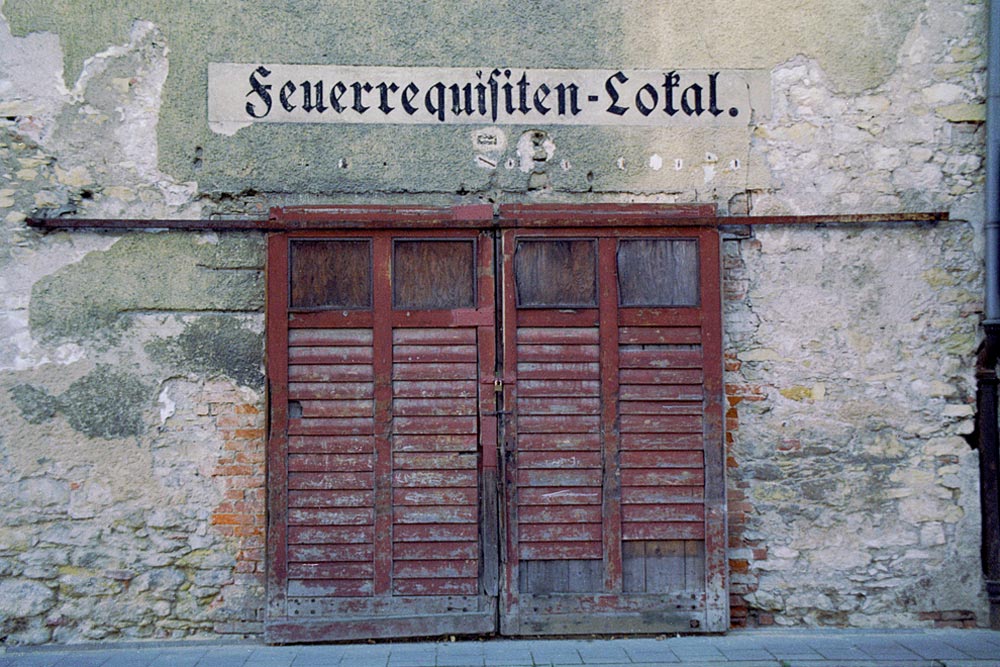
(497, 213, 726, 634)
(265, 206, 726, 642)
(265, 225, 499, 642)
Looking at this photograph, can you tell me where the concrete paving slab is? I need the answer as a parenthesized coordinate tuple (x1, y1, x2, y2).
(574, 642, 631, 664)
(622, 647, 681, 663)
(896, 637, 976, 660)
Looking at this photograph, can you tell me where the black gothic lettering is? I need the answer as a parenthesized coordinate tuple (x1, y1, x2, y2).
(245, 66, 272, 118)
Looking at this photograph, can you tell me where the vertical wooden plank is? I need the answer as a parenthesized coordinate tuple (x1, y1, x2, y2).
(477, 230, 500, 598)
(646, 541, 686, 592)
(598, 237, 622, 593)
(266, 233, 290, 623)
(567, 559, 602, 593)
(622, 541, 646, 592)
(499, 228, 521, 634)
(372, 234, 394, 597)
(685, 540, 706, 591)
(698, 227, 728, 630)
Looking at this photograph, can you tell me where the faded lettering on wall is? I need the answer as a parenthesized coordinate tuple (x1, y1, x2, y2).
(208, 64, 770, 132)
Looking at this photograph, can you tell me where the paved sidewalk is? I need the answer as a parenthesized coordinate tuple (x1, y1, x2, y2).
(2, 629, 999, 667)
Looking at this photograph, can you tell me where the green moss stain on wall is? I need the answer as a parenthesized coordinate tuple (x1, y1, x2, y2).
(146, 315, 264, 390)
(9, 365, 150, 438)
(29, 233, 263, 344)
(4, 0, 923, 195)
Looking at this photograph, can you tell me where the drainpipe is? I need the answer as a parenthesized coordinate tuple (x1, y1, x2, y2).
(979, 0, 1000, 631)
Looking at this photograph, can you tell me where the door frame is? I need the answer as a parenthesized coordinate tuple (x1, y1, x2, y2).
(264, 204, 726, 642)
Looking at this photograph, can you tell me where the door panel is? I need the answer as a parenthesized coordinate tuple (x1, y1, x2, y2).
(499, 226, 726, 635)
(266, 229, 497, 643)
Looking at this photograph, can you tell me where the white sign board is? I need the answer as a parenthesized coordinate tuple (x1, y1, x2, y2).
(208, 64, 770, 132)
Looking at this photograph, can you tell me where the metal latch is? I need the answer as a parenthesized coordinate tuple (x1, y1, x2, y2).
(494, 378, 503, 393)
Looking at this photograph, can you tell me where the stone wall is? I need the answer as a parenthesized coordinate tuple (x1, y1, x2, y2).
(0, 0, 992, 644)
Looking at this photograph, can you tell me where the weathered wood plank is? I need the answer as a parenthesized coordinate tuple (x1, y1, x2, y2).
(393, 328, 477, 345)
(517, 451, 602, 469)
(288, 508, 375, 526)
(620, 451, 704, 469)
(288, 544, 373, 562)
(288, 562, 374, 579)
(517, 379, 600, 397)
(619, 368, 704, 385)
(393, 416, 478, 434)
(392, 362, 478, 380)
(298, 400, 373, 418)
(619, 415, 703, 434)
(517, 415, 601, 434)
(288, 526, 374, 544)
(518, 487, 602, 506)
(516, 344, 600, 363)
(516, 362, 600, 380)
(619, 433, 703, 450)
(288, 454, 374, 472)
(620, 383, 704, 401)
(519, 523, 602, 542)
(393, 524, 479, 542)
(622, 522, 705, 541)
(288, 579, 373, 597)
(289, 346, 374, 364)
(645, 541, 686, 592)
(621, 504, 706, 523)
(289, 381, 374, 400)
(393, 434, 478, 452)
(516, 327, 599, 344)
(619, 350, 703, 369)
(392, 470, 477, 487)
(393, 559, 478, 579)
(685, 540, 706, 591)
(619, 397, 704, 413)
(392, 487, 478, 506)
(519, 541, 603, 560)
(288, 472, 374, 490)
(392, 379, 478, 398)
(393, 345, 478, 363)
(393, 452, 478, 470)
(288, 329, 373, 346)
(288, 435, 375, 454)
(621, 486, 704, 504)
(520, 559, 603, 593)
(392, 397, 478, 416)
(517, 505, 602, 524)
(393, 578, 477, 596)
(289, 490, 374, 508)
(621, 469, 705, 487)
(289, 417, 374, 436)
(516, 469, 602, 487)
(619, 327, 702, 345)
(392, 541, 478, 560)
(393, 505, 477, 524)
(288, 364, 374, 382)
(517, 432, 601, 451)
(517, 397, 601, 415)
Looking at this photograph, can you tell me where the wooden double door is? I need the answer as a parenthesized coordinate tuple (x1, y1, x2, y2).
(264, 206, 726, 643)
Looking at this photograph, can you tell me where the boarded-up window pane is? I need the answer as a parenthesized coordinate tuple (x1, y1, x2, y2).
(393, 240, 476, 310)
(617, 239, 699, 307)
(290, 240, 372, 309)
(515, 240, 597, 308)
